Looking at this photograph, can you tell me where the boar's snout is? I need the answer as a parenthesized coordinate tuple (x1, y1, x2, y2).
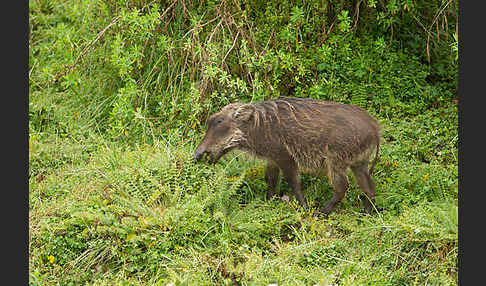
(193, 149, 205, 161)
(193, 144, 208, 162)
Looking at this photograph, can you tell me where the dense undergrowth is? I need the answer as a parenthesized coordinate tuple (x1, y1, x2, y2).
(29, 0, 458, 285)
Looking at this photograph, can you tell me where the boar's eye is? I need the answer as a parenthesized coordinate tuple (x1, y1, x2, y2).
(216, 118, 223, 124)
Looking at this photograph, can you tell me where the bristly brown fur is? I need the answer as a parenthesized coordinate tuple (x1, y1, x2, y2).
(194, 97, 381, 216)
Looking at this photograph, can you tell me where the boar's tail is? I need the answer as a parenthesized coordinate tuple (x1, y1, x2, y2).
(369, 141, 380, 175)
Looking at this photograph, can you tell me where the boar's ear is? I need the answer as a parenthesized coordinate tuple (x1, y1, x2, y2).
(233, 104, 254, 122)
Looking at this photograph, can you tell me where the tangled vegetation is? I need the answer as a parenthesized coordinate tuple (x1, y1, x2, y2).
(29, 0, 458, 284)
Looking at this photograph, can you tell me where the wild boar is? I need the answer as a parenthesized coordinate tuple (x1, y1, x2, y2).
(193, 97, 381, 216)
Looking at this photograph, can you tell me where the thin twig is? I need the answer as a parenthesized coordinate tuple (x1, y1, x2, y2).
(181, 14, 221, 40)
(159, 0, 177, 20)
(29, 59, 37, 79)
(429, 0, 454, 32)
(207, 18, 223, 43)
(50, 16, 121, 84)
(221, 30, 240, 69)
(424, 0, 454, 63)
(321, 6, 344, 43)
(351, 0, 363, 32)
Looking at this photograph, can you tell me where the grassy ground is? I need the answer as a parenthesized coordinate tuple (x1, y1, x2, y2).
(29, 0, 458, 284)
(29, 104, 457, 285)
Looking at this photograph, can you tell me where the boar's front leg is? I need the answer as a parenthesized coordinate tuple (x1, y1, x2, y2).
(265, 162, 281, 201)
(277, 157, 308, 209)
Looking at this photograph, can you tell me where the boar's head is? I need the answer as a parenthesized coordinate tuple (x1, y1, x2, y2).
(193, 103, 253, 163)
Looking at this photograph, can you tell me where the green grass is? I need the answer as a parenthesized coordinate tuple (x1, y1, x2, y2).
(29, 0, 457, 284)
(29, 105, 457, 285)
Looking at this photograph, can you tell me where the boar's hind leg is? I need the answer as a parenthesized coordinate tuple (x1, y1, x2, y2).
(320, 168, 349, 216)
(351, 162, 376, 213)
(265, 162, 280, 200)
(278, 159, 308, 209)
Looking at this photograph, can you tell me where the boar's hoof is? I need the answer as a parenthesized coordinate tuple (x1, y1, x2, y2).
(313, 210, 329, 219)
(363, 205, 383, 214)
